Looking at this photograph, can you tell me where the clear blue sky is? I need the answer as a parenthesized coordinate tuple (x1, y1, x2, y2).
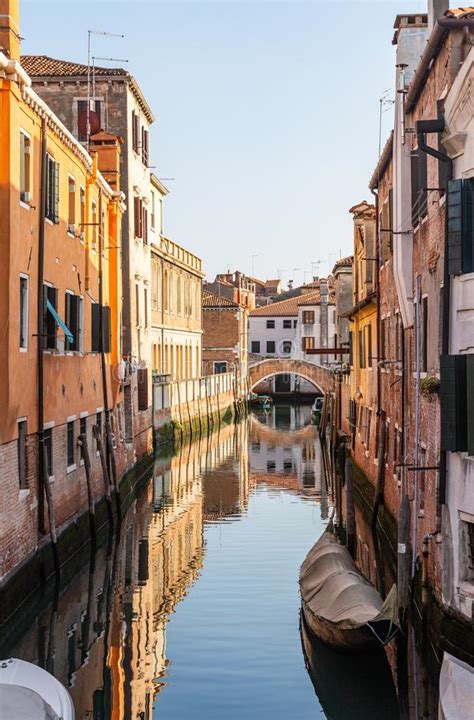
(23, 0, 425, 285)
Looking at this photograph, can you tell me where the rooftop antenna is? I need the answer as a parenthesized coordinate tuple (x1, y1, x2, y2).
(292, 268, 301, 285)
(311, 260, 321, 279)
(378, 89, 394, 160)
(277, 269, 288, 280)
(87, 30, 125, 150)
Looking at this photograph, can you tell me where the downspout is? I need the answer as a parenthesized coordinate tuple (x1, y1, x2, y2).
(37, 117, 47, 535)
(416, 118, 453, 514)
(371, 187, 381, 418)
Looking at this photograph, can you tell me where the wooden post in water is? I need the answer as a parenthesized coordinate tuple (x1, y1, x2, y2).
(42, 446, 60, 577)
(372, 418, 386, 530)
(78, 433, 96, 543)
(344, 451, 356, 557)
(93, 424, 113, 523)
(397, 493, 411, 619)
(105, 420, 121, 518)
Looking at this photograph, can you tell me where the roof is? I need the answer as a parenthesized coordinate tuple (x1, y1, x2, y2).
(202, 289, 238, 308)
(20, 55, 155, 123)
(150, 173, 169, 196)
(446, 7, 474, 18)
(264, 279, 280, 288)
(369, 132, 393, 190)
(332, 255, 353, 275)
(349, 200, 376, 220)
(249, 290, 331, 317)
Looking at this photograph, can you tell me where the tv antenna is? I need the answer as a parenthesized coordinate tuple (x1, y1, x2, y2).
(87, 30, 125, 149)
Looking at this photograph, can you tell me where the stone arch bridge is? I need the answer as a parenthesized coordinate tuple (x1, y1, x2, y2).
(248, 358, 334, 395)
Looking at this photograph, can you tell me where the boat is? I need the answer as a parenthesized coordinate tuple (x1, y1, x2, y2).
(249, 392, 272, 410)
(438, 651, 474, 720)
(300, 611, 399, 719)
(299, 526, 398, 652)
(0, 658, 75, 719)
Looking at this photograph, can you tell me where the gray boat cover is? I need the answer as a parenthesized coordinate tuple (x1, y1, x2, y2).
(300, 529, 398, 630)
(438, 652, 474, 720)
(0, 684, 60, 719)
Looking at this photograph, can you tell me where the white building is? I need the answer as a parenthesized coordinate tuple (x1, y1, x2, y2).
(440, 46, 474, 620)
(248, 284, 336, 393)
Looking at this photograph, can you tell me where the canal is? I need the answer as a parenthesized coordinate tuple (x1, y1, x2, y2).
(1, 404, 423, 718)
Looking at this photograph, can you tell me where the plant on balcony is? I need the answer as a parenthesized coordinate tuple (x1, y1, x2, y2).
(420, 375, 440, 401)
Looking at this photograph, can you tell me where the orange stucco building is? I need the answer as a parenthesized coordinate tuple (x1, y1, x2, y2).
(0, 0, 130, 581)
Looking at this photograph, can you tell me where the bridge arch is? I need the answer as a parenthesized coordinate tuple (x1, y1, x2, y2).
(248, 358, 334, 395)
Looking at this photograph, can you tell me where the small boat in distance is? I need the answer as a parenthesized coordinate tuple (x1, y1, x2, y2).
(311, 397, 323, 426)
(0, 658, 75, 719)
(299, 527, 398, 653)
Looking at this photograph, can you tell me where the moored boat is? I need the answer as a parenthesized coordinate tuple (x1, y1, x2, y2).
(299, 527, 398, 652)
(0, 658, 75, 719)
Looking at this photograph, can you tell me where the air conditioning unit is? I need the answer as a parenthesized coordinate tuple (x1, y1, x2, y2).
(20, 191, 31, 203)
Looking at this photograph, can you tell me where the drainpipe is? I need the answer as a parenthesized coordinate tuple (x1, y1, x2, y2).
(416, 118, 452, 513)
(370, 187, 382, 418)
(37, 117, 47, 535)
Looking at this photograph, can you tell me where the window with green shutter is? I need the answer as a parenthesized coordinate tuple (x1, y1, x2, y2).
(447, 179, 474, 275)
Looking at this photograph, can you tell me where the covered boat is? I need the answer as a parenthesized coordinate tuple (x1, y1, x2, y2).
(438, 651, 474, 720)
(299, 527, 398, 652)
(0, 658, 75, 719)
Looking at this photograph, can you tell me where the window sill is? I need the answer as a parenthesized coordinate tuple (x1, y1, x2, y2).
(19, 347, 28, 353)
(67, 463, 77, 474)
(20, 201, 31, 211)
(45, 217, 54, 226)
(67, 231, 75, 238)
(48, 475, 55, 483)
(19, 488, 30, 500)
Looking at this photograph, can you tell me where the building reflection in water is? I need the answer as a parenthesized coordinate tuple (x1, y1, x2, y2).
(249, 404, 330, 518)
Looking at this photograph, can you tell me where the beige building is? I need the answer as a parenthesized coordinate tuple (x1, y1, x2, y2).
(150, 175, 204, 380)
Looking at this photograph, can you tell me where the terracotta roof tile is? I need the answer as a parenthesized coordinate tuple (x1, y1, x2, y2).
(250, 290, 329, 317)
(202, 289, 237, 308)
(445, 7, 474, 18)
(21, 55, 128, 78)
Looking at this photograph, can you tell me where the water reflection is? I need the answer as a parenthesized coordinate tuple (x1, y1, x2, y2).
(0, 405, 401, 719)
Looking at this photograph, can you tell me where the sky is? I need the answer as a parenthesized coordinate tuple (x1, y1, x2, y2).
(22, 0, 426, 285)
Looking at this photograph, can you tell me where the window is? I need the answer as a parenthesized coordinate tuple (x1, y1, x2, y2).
(43, 284, 58, 350)
(267, 460, 276, 473)
(65, 293, 83, 352)
(141, 127, 149, 166)
(447, 179, 474, 274)
(359, 329, 366, 369)
(144, 287, 148, 329)
(151, 192, 156, 230)
(18, 420, 27, 489)
(134, 196, 143, 238)
(421, 296, 428, 373)
(79, 187, 85, 240)
(419, 446, 427, 512)
(302, 310, 315, 324)
(91, 303, 111, 353)
(349, 331, 353, 366)
(283, 319, 292, 329)
(135, 283, 140, 327)
(302, 336, 315, 352)
(143, 206, 148, 244)
(20, 131, 31, 202)
(20, 275, 28, 350)
(132, 110, 140, 153)
(282, 341, 292, 354)
(214, 361, 227, 374)
(367, 323, 372, 368)
(44, 428, 53, 478)
(46, 154, 59, 223)
(68, 176, 76, 231)
(411, 148, 427, 225)
(137, 368, 148, 410)
(67, 420, 75, 468)
(79, 417, 87, 463)
(440, 354, 474, 455)
(77, 99, 101, 142)
(91, 201, 98, 251)
(465, 521, 474, 581)
(293, 320, 297, 328)
(251, 341, 260, 354)
(266, 340, 276, 354)
(266, 320, 275, 329)
(283, 460, 293, 472)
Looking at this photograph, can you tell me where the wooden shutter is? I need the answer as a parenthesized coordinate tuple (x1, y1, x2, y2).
(66, 294, 79, 351)
(441, 354, 467, 451)
(91, 303, 101, 352)
(138, 538, 149, 584)
(54, 161, 60, 223)
(468, 355, 474, 457)
(143, 207, 148, 244)
(102, 305, 111, 353)
(137, 367, 148, 411)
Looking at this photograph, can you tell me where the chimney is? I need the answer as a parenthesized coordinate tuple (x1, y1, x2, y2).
(428, 0, 449, 35)
(89, 131, 122, 193)
(0, 0, 20, 60)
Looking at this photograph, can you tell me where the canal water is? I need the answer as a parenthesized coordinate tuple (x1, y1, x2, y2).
(1, 404, 403, 718)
